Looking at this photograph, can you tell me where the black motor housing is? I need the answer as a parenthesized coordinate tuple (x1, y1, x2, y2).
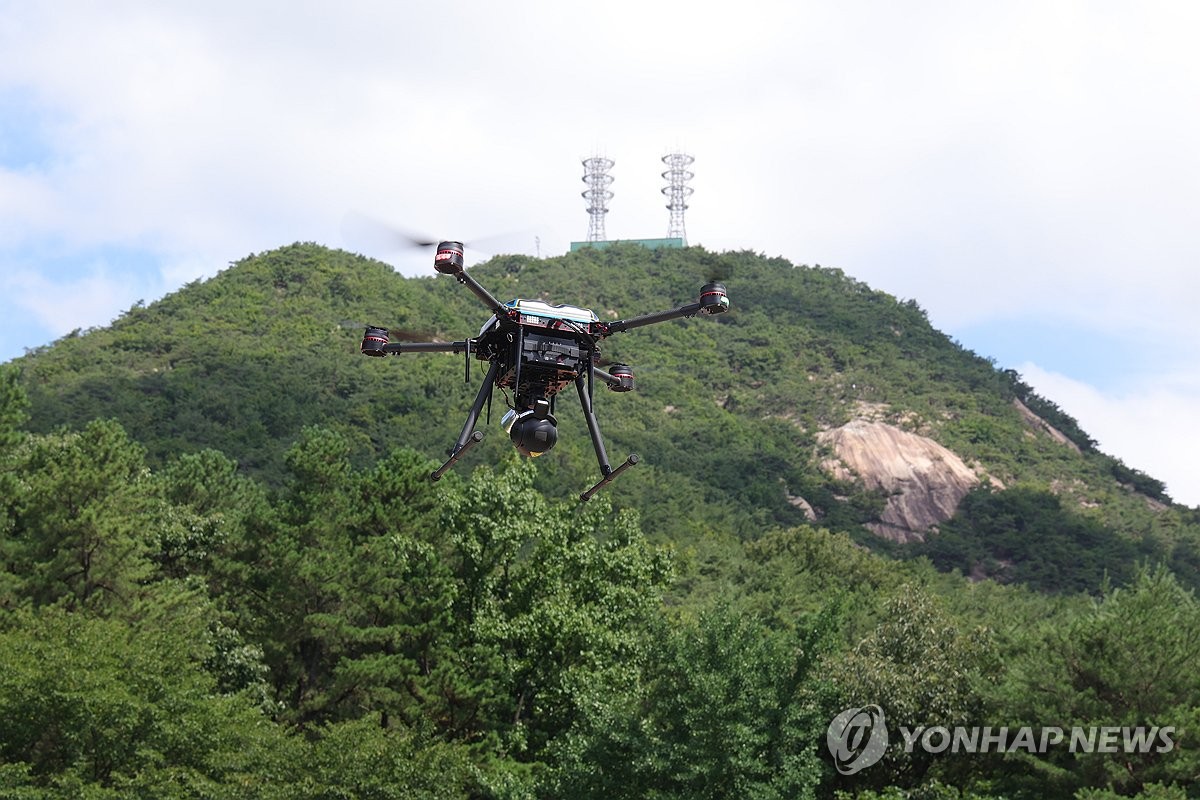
(434, 241, 465, 274)
(608, 364, 635, 392)
(361, 326, 389, 357)
(699, 281, 729, 314)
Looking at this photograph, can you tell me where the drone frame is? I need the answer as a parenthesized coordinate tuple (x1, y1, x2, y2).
(361, 241, 728, 501)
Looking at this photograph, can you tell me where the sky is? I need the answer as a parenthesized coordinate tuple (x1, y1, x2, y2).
(1, 1, 1197, 506)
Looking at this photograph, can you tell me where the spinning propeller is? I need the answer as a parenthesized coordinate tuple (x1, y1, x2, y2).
(340, 212, 531, 267)
(339, 321, 441, 343)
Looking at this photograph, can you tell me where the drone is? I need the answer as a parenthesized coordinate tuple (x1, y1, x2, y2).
(359, 241, 728, 501)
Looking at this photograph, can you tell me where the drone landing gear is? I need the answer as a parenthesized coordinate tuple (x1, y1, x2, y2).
(431, 430, 484, 481)
(431, 361, 500, 481)
(575, 371, 639, 502)
(580, 454, 640, 502)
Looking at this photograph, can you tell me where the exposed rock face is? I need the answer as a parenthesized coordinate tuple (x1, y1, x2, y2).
(1012, 398, 1081, 452)
(818, 420, 979, 543)
(784, 490, 818, 521)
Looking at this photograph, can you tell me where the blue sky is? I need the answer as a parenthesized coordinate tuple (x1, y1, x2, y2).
(1, 1, 1198, 505)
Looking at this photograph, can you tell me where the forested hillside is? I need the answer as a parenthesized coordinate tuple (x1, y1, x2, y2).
(2, 243, 1198, 797)
(14, 243, 1199, 586)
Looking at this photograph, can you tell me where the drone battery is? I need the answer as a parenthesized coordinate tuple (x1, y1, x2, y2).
(495, 331, 587, 397)
(520, 332, 583, 371)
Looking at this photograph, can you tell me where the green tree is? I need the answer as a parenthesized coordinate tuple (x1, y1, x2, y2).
(826, 586, 996, 791)
(243, 426, 364, 722)
(995, 566, 1200, 797)
(548, 603, 836, 799)
(0, 365, 27, 453)
(150, 447, 271, 583)
(5, 420, 154, 612)
(0, 607, 295, 798)
(0, 365, 31, 607)
(478, 486, 674, 757)
(292, 716, 476, 800)
(916, 487, 1139, 594)
(305, 448, 468, 732)
(430, 455, 677, 782)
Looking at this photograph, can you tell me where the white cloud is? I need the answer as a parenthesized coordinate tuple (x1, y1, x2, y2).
(1018, 361, 1200, 509)
(3, 262, 138, 338)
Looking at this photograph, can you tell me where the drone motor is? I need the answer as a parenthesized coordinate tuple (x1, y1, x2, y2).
(607, 364, 635, 392)
(699, 281, 729, 315)
(433, 241, 465, 275)
(360, 326, 389, 357)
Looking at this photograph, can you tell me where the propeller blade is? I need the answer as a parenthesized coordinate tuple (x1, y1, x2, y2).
(706, 264, 733, 283)
(460, 229, 537, 255)
(594, 355, 664, 375)
(340, 212, 440, 253)
(693, 252, 733, 283)
(341, 212, 533, 260)
(338, 320, 441, 341)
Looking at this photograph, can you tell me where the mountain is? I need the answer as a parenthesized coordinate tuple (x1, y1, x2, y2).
(12, 241, 1199, 591)
(7, 241, 1200, 798)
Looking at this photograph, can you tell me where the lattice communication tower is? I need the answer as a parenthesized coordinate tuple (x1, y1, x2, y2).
(581, 156, 615, 242)
(661, 152, 694, 243)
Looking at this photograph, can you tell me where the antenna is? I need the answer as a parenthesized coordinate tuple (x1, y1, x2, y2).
(661, 152, 694, 244)
(581, 156, 615, 242)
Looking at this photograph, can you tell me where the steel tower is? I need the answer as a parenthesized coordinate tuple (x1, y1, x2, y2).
(581, 156, 615, 242)
(661, 152, 694, 243)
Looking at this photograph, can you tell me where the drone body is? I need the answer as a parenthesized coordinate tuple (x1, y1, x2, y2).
(361, 241, 728, 500)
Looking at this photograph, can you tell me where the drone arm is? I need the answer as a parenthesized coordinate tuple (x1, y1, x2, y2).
(381, 340, 472, 355)
(455, 271, 508, 318)
(599, 280, 729, 338)
(593, 366, 635, 392)
(432, 242, 509, 317)
(600, 302, 702, 336)
(593, 367, 620, 387)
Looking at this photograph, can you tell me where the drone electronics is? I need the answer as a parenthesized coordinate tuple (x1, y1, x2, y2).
(360, 241, 729, 501)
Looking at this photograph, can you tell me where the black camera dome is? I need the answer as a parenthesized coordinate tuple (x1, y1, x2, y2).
(505, 412, 559, 457)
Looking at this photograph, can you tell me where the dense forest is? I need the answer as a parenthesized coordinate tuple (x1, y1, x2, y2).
(2, 243, 1198, 797)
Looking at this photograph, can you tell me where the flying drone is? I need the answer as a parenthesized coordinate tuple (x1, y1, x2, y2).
(359, 241, 729, 500)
